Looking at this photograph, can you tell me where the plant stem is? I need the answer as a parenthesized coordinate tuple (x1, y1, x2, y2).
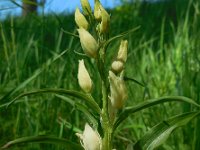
(101, 80, 113, 150)
(102, 126, 112, 150)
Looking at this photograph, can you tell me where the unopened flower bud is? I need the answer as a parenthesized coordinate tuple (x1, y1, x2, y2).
(94, 0, 102, 21)
(77, 28, 98, 58)
(81, 0, 92, 16)
(78, 60, 92, 93)
(75, 8, 89, 30)
(94, 0, 110, 33)
(109, 71, 128, 109)
(111, 60, 124, 73)
(117, 40, 128, 63)
(100, 7, 110, 33)
(76, 123, 101, 150)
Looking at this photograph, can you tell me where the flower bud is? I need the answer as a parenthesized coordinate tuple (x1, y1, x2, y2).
(77, 28, 98, 58)
(111, 60, 124, 74)
(81, 0, 92, 16)
(76, 123, 101, 150)
(100, 7, 110, 33)
(78, 60, 92, 93)
(94, 0, 102, 21)
(117, 40, 128, 63)
(75, 8, 89, 30)
(109, 71, 128, 109)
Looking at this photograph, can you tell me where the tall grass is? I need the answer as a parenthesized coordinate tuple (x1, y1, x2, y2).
(0, 0, 200, 149)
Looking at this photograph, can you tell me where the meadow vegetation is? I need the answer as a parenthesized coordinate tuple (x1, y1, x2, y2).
(0, 0, 200, 149)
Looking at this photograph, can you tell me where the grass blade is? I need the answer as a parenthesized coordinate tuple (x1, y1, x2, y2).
(0, 50, 68, 102)
(1, 135, 82, 150)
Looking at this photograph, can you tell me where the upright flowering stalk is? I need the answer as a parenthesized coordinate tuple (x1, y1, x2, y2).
(75, 1, 128, 150)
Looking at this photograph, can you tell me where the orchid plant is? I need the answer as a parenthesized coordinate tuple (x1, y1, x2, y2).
(1, 0, 200, 150)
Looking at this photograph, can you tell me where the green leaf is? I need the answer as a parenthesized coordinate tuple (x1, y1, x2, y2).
(56, 94, 98, 128)
(0, 135, 82, 150)
(5, 88, 101, 114)
(75, 103, 99, 128)
(61, 28, 79, 38)
(104, 26, 140, 49)
(124, 76, 145, 87)
(114, 96, 200, 130)
(133, 111, 200, 150)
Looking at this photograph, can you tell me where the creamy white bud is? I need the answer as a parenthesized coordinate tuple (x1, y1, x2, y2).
(99, 7, 110, 33)
(75, 8, 89, 30)
(111, 60, 124, 73)
(109, 71, 128, 109)
(81, 0, 92, 16)
(117, 40, 128, 63)
(94, 0, 110, 33)
(76, 123, 101, 150)
(78, 60, 92, 93)
(94, 0, 102, 21)
(77, 28, 98, 58)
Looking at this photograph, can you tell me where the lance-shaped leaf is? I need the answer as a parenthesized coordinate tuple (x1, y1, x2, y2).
(114, 96, 200, 130)
(134, 111, 200, 150)
(124, 76, 145, 87)
(104, 26, 140, 50)
(56, 94, 98, 128)
(1, 135, 82, 149)
(5, 88, 101, 114)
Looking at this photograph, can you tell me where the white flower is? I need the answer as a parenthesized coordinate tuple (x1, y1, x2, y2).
(99, 6, 110, 33)
(76, 123, 101, 150)
(78, 60, 92, 93)
(117, 40, 128, 63)
(111, 60, 124, 73)
(75, 8, 89, 30)
(81, 0, 92, 16)
(109, 71, 128, 109)
(94, 0, 102, 21)
(78, 28, 98, 58)
(94, 0, 110, 33)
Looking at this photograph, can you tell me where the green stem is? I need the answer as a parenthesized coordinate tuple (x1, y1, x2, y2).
(102, 127, 112, 150)
(97, 40, 113, 149)
(101, 81, 113, 150)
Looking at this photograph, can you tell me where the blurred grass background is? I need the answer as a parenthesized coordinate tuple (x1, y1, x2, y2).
(0, 0, 200, 149)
